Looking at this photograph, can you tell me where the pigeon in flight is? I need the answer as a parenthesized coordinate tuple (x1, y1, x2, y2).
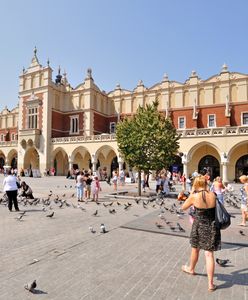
(216, 258, 230, 266)
(46, 211, 54, 218)
(24, 280, 37, 293)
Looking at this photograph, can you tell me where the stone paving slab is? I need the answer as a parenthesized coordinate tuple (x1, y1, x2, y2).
(0, 175, 248, 299)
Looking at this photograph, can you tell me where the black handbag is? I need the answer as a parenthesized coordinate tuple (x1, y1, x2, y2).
(215, 199, 231, 230)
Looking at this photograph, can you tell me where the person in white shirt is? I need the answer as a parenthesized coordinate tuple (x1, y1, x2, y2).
(3, 169, 19, 211)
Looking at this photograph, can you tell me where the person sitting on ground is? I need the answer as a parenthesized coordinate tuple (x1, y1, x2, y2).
(20, 181, 34, 199)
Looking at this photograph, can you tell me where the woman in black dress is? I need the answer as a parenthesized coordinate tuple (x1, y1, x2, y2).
(181, 175, 221, 292)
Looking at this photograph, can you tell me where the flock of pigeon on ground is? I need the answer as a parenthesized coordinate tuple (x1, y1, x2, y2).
(0, 183, 245, 293)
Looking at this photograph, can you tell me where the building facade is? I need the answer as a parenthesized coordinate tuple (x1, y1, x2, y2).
(0, 48, 248, 182)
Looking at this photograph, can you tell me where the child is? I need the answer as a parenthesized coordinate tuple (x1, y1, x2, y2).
(92, 176, 101, 201)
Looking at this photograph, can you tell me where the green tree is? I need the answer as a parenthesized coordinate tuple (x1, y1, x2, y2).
(116, 100, 180, 195)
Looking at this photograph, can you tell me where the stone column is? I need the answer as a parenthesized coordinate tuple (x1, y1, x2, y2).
(118, 156, 124, 171)
(181, 152, 188, 178)
(91, 154, 97, 173)
(221, 152, 229, 184)
(68, 156, 73, 171)
(222, 162, 228, 184)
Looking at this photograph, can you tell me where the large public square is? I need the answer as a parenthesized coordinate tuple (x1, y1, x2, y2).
(0, 175, 247, 300)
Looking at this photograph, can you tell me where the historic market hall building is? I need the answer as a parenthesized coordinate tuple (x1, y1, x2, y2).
(0, 48, 248, 182)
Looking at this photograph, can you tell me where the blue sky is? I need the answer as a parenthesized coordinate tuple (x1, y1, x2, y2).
(0, 0, 248, 111)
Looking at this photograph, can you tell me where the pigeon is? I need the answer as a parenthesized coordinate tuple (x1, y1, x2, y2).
(100, 223, 106, 233)
(109, 209, 116, 214)
(46, 211, 54, 218)
(155, 222, 164, 229)
(16, 215, 24, 221)
(103, 203, 108, 207)
(239, 230, 245, 236)
(117, 201, 121, 206)
(92, 210, 98, 216)
(62, 193, 66, 197)
(24, 280, 37, 293)
(89, 226, 96, 233)
(109, 201, 114, 206)
(135, 199, 140, 205)
(216, 258, 230, 266)
(95, 201, 101, 205)
(71, 193, 75, 198)
(177, 222, 185, 232)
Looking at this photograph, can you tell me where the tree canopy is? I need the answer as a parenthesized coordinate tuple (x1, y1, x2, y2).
(116, 101, 180, 173)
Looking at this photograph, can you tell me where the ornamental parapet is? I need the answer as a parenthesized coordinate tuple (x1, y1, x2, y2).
(50, 126, 248, 144)
(0, 141, 18, 147)
(178, 126, 248, 138)
(51, 133, 116, 144)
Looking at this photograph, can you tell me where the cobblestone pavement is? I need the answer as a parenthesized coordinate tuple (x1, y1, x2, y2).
(0, 175, 247, 300)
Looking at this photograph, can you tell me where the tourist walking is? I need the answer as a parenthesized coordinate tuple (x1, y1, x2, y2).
(239, 175, 248, 226)
(112, 170, 118, 191)
(92, 176, 101, 201)
(76, 171, 85, 202)
(3, 169, 20, 211)
(119, 169, 125, 186)
(210, 177, 225, 204)
(84, 173, 92, 200)
(181, 175, 220, 292)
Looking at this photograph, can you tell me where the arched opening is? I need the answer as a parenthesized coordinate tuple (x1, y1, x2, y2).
(71, 146, 91, 172)
(198, 155, 220, 180)
(11, 156, 17, 169)
(24, 148, 39, 171)
(0, 154, 5, 172)
(235, 155, 248, 179)
(111, 156, 118, 175)
(7, 150, 18, 169)
(53, 150, 69, 176)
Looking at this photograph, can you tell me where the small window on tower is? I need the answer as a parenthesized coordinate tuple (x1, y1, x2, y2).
(110, 122, 116, 133)
(242, 112, 248, 125)
(70, 115, 79, 134)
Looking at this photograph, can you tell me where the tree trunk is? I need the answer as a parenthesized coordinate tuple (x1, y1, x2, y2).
(138, 170, 141, 196)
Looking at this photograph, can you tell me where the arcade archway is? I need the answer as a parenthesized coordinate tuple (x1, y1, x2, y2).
(53, 149, 69, 176)
(235, 155, 248, 179)
(24, 148, 39, 170)
(198, 155, 220, 180)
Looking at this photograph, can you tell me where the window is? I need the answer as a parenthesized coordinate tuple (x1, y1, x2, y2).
(0, 134, 4, 141)
(208, 114, 216, 128)
(28, 107, 38, 129)
(11, 133, 15, 140)
(110, 122, 116, 133)
(178, 117, 185, 129)
(242, 112, 248, 125)
(70, 115, 79, 134)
